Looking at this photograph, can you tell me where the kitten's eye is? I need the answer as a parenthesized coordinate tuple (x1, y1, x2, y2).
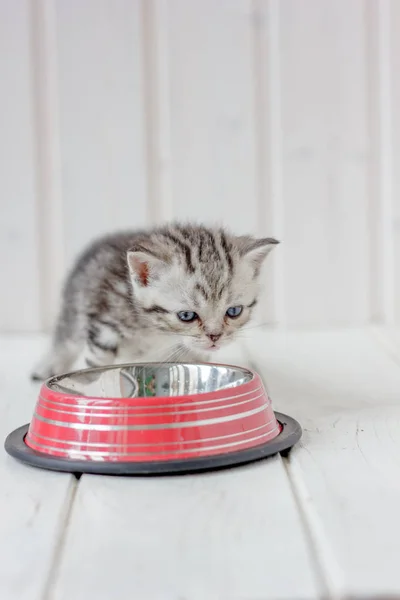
(226, 306, 243, 318)
(177, 311, 198, 323)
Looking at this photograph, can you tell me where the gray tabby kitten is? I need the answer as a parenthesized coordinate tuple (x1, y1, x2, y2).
(32, 223, 278, 380)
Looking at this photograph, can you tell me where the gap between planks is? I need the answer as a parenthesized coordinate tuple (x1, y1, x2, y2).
(42, 476, 80, 600)
(245, 328, 400, 598)
(243, 341, 333, 598)
(243, 334, 338, 599)
(239, 327, 400, 600)
(282, 456, 341, 600)
(47, 338, 321, 600)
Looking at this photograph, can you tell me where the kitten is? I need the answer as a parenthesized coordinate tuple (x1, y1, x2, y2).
(32, 223, 278, 380)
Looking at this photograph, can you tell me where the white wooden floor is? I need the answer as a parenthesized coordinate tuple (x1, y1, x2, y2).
(2, 328, 400, 600)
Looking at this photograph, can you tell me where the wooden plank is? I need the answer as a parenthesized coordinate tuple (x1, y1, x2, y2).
(373, 326, 400, 362)
(254, 0, 285, 326)
(0, 336, 76, 600)
(365, 0, 395, 324)
(0, 1, 41, 332)
(141, 0, 173, 224)
(389, 0, 400, 323)
(52, 460, 319, 600)
(157, 0, 259, 233)
(247, 329, 400, 598)
(31, 0, 65, 331)
(54, 0, 148, 267)
(277, 0, 370, 326)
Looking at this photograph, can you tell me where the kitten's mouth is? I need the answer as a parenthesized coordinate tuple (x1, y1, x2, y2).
(207, 344, 220, 351)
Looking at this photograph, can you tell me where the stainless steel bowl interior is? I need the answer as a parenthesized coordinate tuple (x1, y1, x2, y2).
(47, 363, 254, 399)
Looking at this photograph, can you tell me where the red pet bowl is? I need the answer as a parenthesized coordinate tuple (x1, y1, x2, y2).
(5, 363, 301, 475)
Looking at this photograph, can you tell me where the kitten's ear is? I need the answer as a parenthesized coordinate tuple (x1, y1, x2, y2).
(237, 237, 280, 271)
(127, 245, 168, 287)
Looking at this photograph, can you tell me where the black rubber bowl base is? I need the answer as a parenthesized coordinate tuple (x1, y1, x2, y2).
(4, 412, 301, 476)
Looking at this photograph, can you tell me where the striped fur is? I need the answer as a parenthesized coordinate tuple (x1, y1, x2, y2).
(32, 224, 278, 380)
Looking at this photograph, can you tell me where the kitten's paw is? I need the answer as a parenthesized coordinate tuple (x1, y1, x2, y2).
(31, 353, 57, 382)
(31, 372, 46, 382)
(30, 366, 55, 382)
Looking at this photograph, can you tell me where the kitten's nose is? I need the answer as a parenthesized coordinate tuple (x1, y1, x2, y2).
(208, 333, 222, 343)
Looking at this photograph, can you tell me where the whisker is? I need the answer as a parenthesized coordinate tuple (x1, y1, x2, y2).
(239, 322, 271, 332)
(156, 332, 200, 340)
(155, 345, 187, 364)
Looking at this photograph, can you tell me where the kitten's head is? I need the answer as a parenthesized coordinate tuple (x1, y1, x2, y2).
(127, 225, 278, 356)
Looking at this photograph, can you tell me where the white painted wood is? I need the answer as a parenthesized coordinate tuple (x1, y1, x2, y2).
(373, 325, 400, 362)
(278, 0, 370, 326)
(2, 0, 400, 331)
(254, 0, 285, 325)
(4, 331, 400, 597)
(0, 336, 75, 600)
(0, 1, 41, 332)
(31, 0, 65, 331)
(53, 459, 319, 600)
(160, 0, 259, 233)
(389, 1, 400, 323)
(142, 0, 174, 224)
(365, 0, 395, 324)
(247, 329, 400, 598)
(54, 0, 148, 267)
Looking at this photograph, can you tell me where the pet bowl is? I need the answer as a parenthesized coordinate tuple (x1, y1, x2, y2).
(5, 363, 301, 475)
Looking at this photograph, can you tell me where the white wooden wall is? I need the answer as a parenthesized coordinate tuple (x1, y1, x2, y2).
(0, 0, 398, 333)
